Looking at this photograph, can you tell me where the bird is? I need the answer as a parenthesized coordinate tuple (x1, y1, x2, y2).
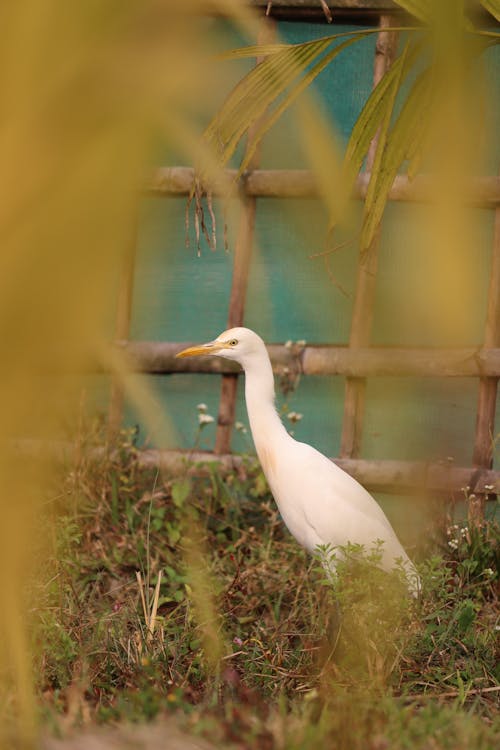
(177, 327, 420, 595)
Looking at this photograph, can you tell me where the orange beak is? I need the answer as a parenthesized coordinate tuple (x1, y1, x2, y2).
(175, 341, 224, 358)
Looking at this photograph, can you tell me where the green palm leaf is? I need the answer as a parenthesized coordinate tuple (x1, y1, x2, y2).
(237, 34, 364, 179)
(342, 41, 421, 197)
(205, 38, 332, 158)
(203, 28, 426, 184)
(216, 43, 294, 60)
(480, 0, 500, 22)
(361, 41, 412, 250)
(201, 5, 497, 249)
(361, 69, 430, 250)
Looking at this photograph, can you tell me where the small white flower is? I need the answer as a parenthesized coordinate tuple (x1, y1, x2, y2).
(198, 413, 214, 425)
(287, 411, 303, 423)
(483, 568, 494, 578)
(196, 403, 208, 412)
(460, 527, 468, 538)
(235, 421, 247, 434)
(448, 540, 458, 550)
(484, 484, 494, 491)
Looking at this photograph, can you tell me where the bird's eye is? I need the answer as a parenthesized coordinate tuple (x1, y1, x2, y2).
(229, 339, 238, 346)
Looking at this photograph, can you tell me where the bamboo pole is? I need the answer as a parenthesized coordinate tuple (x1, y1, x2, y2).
(113, 341, 500, 378)
(134, 449, 500, 496)
(470, 178, 500, 522)
(253, 0, 396, 11)
(214, 196, 255, 452)
(250, 0, 495, 23)
(107, 204, 139, 438)
(340, 15, 399, 458)
(256, 2, 387, 23)
(215, 18, 276, 454)
(13, 437, 499, 496)
(146, 167, 500, 206)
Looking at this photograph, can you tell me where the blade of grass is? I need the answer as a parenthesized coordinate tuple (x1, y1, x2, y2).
(295, 95, 349, 229)
(147, 569, 163, 643)
(145, 467, 161, 610)
(135, 570, 148, 628)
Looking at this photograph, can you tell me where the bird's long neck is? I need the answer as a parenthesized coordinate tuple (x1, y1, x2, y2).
(243, 353, 289, 474)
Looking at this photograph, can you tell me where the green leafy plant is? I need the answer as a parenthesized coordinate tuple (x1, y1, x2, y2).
(202, 0, 500, 251)
(31, 440, 500, 747)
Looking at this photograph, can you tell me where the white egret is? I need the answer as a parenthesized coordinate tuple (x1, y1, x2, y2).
(177, 327, 420, 595)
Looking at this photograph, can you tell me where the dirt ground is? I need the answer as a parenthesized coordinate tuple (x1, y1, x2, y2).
(42, 722, 218, 750)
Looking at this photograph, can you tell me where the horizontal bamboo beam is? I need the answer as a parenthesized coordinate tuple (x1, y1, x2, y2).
(114, 341, 500, 378)
(137, 449, 499, 496)
(145, 167, 500, 207)
(247, 1, 496, 23)
(251, 1, 397, 9)
(13, 439, 499, 495)
(303, 346, 500, 377)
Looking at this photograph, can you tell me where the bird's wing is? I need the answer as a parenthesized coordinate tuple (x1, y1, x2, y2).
(286, 441, 409, 562)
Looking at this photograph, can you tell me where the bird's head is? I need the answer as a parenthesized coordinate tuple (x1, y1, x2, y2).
(176, 327, 266, 368)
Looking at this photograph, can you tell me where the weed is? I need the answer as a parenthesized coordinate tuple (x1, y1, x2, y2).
(29, 428, 499, 747)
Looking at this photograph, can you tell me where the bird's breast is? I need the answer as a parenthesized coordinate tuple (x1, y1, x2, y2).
(256, 442, 320, 552)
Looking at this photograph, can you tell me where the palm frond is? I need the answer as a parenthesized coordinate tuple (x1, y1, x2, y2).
(238, 34, 364, 179)
(341, 41, 421, 198)
(217, 43, 294, 60)
(205, 37, 334, 162)
(204, 32, 377, 169)
(361, 42, 412, 250)
(202, 5, 497, 254)
(361, 70, 430, 250)
(480, 0, 500, 23)
(295, 96, 347, 228)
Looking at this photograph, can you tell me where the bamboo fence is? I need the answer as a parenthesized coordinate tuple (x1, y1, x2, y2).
(340, 13, 398, 459)
(108, 2, 500, 500)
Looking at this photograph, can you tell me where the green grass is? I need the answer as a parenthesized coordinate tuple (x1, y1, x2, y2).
(29, 427, 499, 748)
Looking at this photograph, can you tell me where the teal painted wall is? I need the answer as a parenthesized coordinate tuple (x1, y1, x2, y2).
(120, 18, 500, 481)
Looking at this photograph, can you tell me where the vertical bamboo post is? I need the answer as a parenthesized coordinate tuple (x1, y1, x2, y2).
(340, 15, 399, 458)
(214, 197, 257, 453)
(469, 188, 500, 522)
(215, 18, 275, 454)
(108, 204, 139, 439)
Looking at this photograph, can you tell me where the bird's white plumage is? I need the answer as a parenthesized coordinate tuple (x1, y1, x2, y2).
(177, 327, 419, 594)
